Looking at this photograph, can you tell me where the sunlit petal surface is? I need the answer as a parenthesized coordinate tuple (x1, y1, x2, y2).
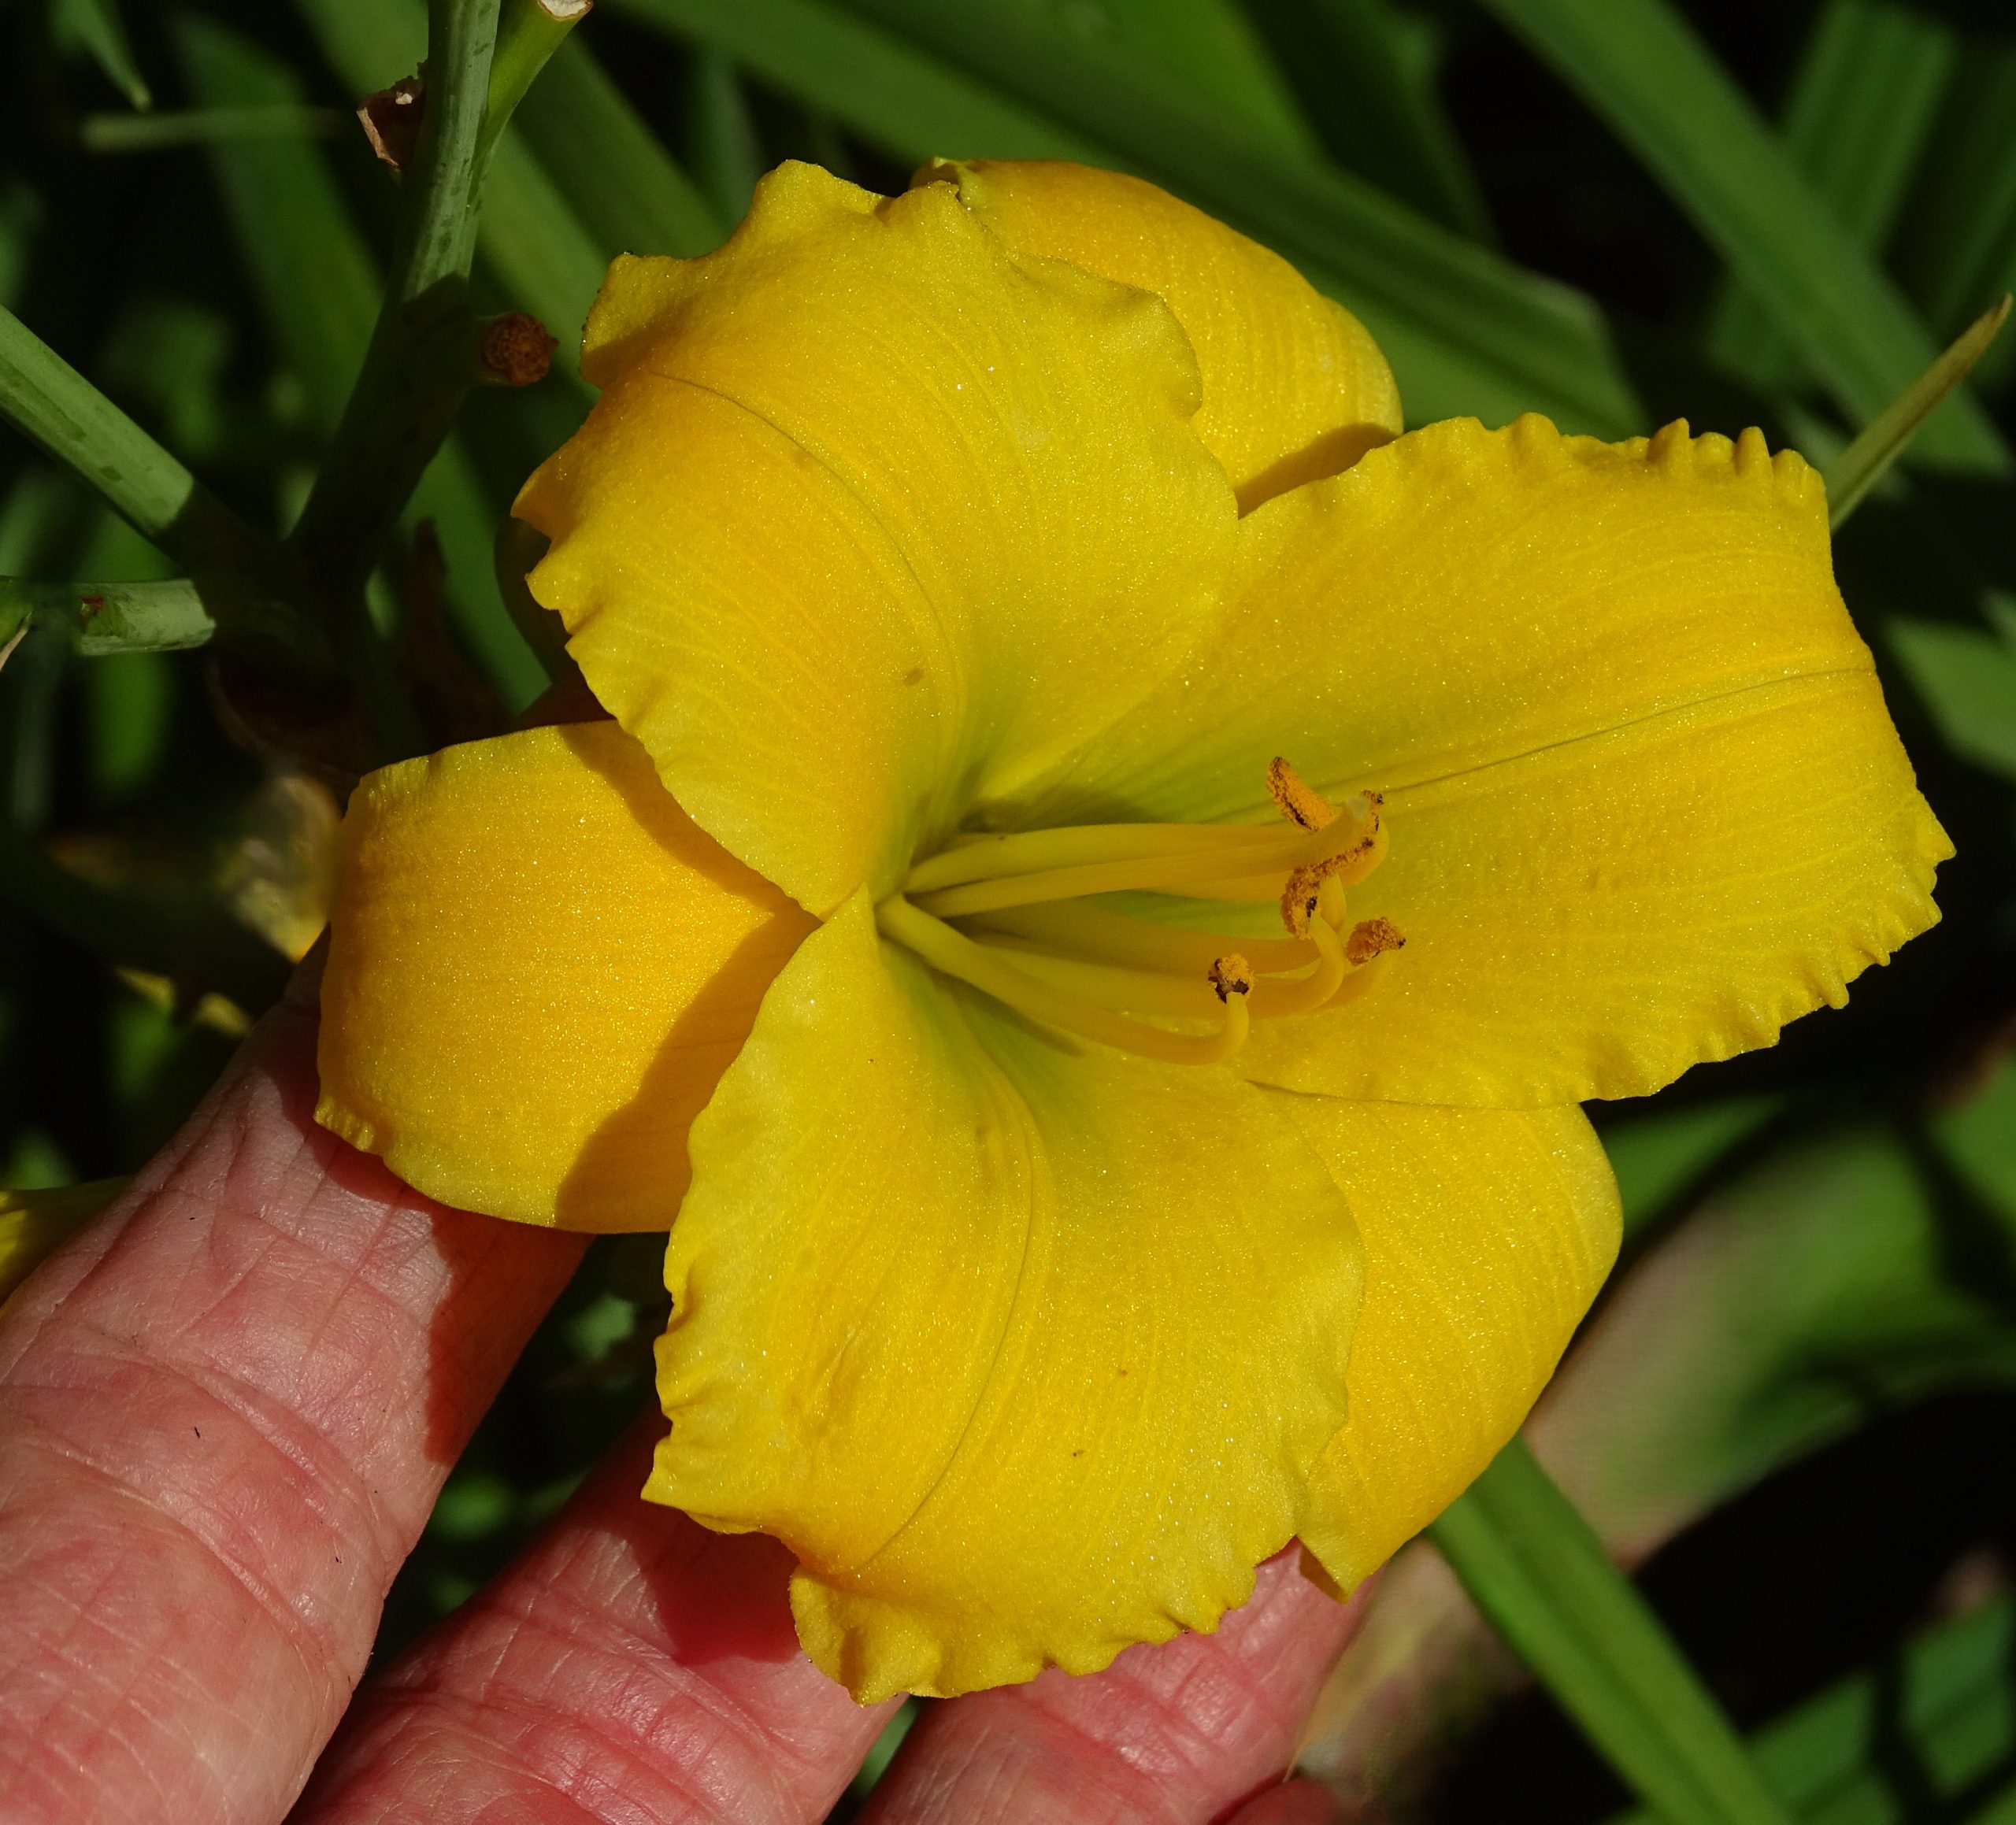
(646, 895, 1361, 1699)
(318, 722, 813, 1230)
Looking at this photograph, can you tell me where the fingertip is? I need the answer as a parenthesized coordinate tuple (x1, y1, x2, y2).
(1225, 1775, 1346, 1824)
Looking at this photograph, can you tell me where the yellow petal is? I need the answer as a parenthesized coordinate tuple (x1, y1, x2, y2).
(646, 893, 1360, 1701)
(1240, 672, 1946, 1105)
(1281, 1098, 1620, 1591)
(1040, 416, 1949, 1104)
(517, 161, 1237, 916)
(317, 722, 814, 1231)
(923, 159, 1403, 511)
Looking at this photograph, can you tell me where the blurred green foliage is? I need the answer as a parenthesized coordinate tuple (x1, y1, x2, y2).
(3, 1, 2015, 1819)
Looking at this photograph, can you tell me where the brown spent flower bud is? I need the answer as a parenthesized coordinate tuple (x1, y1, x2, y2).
(479, 313, 560, 387)
(358, 70, 424, 172)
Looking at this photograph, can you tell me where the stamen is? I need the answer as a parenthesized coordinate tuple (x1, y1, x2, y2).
(906, 820, 1303, 894)
(910, 816, 1354, 920)
(877, 758, 1394, 1064)
(973, 938, 1221, 1019)
(1266, 757, 1339, 831)
(1282, 798, 1386, 935)
(1345, 916, 1406, 966)
(1208, 954, 1254, 1000)
(971, 901, 1317, 975)
(1249, 914, 1345, 1019)
(877, 896, 1251, 1066)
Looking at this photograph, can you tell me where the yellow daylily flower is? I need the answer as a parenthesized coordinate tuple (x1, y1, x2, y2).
(316, 159, 1949, 1702)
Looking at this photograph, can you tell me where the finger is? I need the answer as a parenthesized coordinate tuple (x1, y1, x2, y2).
(295, 1420, 894, 1825)
(1225, 1779, 1343, 1824)
(0, 982, 585, 1825)
(861, 1549, 1367, 1825)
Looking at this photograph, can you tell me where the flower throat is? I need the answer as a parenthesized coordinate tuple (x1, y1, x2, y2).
(874, 759, 1403, 1064)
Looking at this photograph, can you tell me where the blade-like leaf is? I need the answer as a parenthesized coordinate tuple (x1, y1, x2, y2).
(836, 0, 1642, 431)
(1703, 0, 1955, 391)
(1243, 0, 1492, 239)
(687, 52, 760, 228)
(50, 0, 151, 110)
(80, 105, 343, 152)
(1480, 0, 2007, 475)
(1040, 0, 1321, 159)
(1888, 608, 2016, 782)
(514, 39, 725, 258)
(1822, 295, 2010, 528)
(614, 0, 1643, 432)
(1430, 1438, 1793, 1825)
(1899, 43, 2016, 390)
(1605, 1597, 2016, 1825)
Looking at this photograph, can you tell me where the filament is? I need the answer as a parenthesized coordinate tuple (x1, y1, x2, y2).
(877, 895, 1251, 1065)
(874, 758, 1398, 1064)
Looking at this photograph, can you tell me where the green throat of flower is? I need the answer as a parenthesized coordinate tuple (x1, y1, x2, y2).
(874, 759, 1404, 1065)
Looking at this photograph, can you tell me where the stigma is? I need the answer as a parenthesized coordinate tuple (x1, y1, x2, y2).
(874, 760, 1403, 1066)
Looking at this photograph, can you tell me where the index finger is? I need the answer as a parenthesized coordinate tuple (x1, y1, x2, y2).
(859, 1549, 1366, 1823)
(0, 981, 584, 1825)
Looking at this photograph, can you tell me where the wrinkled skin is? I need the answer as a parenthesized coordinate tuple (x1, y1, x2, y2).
(0, 969, 1363, 1825)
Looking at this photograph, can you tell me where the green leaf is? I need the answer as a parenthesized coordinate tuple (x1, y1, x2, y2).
(1899, 42, 2016, 390)
(49, 0, 151, 110)
(614, 0, 1644, 433)
(1887, 605, 2016, 781)
(1028, 0, 1321, 160)
(687, 53, 760, 229)
(1822, 296, 2011, 528)
(1430, 1438, 1793, 1825)
(609, 0, 1100, 162)
(843, 0, 1641, 431)
(1543, 1107, 2016, 1568)
(514, 39, 726, 258)
(1480, 0, 2008, 475)
(80, 105, 343, 152)
(1703, 0, 1955, 392)
(172, 14, 379, 438)
(1243, 0, 1492, 239)
(1605, 1597, 2016, 1825)
(473, 135, 611, 376)
(1600, 1096, 1784, 1240)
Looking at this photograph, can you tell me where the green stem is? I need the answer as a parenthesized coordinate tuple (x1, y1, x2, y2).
(0, 309, 314, 666)
(287, 0, 580, 760)
(1429, 1437, 1792, 1825)
(1, 309, 259, 579)
(481, 0, 594, 169)
(1, 577, 216, 654)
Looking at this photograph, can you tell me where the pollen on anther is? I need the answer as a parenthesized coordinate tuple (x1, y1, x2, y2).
(1207, 954, 1254, 1001)
(1266, 757, 1337, 831)
(1345, 918, 1405, 966)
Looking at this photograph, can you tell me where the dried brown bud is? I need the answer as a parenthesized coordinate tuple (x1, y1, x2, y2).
(478, 312, 560, 387)
(358, 70, 424, 172)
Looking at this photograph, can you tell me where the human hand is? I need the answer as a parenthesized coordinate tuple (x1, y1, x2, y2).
(0, 980, 1362, 1823)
